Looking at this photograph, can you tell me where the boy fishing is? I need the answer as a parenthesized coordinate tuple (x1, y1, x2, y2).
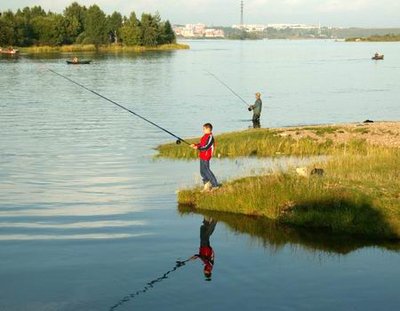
(190, 123, 220, 191)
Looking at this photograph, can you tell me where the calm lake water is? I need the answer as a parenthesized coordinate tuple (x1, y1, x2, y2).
(1, 40, 399, 311)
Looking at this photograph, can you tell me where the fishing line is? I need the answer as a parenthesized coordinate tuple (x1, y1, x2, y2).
(204, 70, 250, 107)
(47, 68, 190, 145)
(109, 259, 192, 310)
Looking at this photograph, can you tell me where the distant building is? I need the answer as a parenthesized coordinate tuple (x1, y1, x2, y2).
(232, 24, 267, 32)
(232, 23, 322, 32)
(173, 24, 225, 38)
(205, 29, 225, 38)
(267, 23, 319, 30)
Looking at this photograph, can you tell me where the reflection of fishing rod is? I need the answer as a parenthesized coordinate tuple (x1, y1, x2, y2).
(109, 259, 192, 310)
(205, 70, 250, 108)
(47, 68, 190, 145)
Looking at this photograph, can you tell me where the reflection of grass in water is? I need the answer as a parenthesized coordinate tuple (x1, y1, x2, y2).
(178, 205, 400, 255)
(178, 147, 400, 239)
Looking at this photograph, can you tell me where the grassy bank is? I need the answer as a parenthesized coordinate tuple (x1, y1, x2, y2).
(157, 127, 344, 159)
(19, 43, 190, 54)
(157, 123, 399, 159)
(158, 122, 400, 239)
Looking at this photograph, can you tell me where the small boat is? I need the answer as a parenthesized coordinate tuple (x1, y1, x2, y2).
(66, 60, 92, 65)
(372, 54, 384, 60)
(0, 47, 19, 55)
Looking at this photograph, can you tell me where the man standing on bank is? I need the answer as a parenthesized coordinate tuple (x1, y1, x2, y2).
(248, 92, 262, 128)
(190, 123, 219, 191)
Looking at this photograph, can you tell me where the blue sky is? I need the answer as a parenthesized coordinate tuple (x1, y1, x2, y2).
(2, 0, 400, 27)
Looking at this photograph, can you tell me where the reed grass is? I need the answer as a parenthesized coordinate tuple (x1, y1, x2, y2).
(20, 43, 189, 54)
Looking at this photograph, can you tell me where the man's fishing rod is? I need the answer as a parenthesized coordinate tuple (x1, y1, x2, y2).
(205, 70, 250, 108)
(109, 259, 192, 310)
(47, 68, 190, 145)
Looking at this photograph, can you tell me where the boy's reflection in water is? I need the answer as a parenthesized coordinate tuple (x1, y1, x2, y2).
(190, 217, 217, 281)
(109, 217, 217, 310)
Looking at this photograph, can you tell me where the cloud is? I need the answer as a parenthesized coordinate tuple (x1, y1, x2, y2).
(318, 0, 376, 12)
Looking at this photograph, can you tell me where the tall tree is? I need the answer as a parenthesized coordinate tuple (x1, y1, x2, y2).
(120, 11, 140, 45)
(13, 9, 34, 46)
(139, 13, 160, 46)
(84, 5, 108, 46)
(63, 2, 87, 42)
(160, 20, 176, 44)
(107, 11, 122, 43)
(0, 11, 16, 46)
(31, 14, 68, 46)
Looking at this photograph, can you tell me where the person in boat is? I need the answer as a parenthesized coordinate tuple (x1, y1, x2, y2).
(375, 52, 379, 58)
(189, 217, 217, 281)
(72, 56, 79, 63)
(248, 92, 262, 128)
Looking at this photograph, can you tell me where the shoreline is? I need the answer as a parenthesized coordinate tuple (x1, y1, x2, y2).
(346, 34, 400, 42)
(158, 121, 400, 239)
(19, 43, 190, 54)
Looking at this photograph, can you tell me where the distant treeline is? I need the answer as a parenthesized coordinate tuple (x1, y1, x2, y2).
(222, 28, 265, 40)
(0, 2, 176, 47)
(264, 27, 400, 40)
(346, 34, 400, 42)
(214, 26, 400, 40)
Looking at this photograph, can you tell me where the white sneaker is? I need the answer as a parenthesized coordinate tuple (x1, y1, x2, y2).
(202, 182, 212, 192)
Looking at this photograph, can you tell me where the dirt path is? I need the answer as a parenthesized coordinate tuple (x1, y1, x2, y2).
(276, 121, 400, 148)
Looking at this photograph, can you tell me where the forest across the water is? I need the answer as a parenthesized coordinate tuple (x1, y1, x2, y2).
(0, 2, 176, 48)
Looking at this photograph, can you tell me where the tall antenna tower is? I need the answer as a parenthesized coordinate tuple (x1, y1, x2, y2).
(240, 0, 244, 29)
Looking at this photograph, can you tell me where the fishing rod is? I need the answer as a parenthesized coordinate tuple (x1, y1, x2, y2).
(109, 258, 192, 310)
(47, 68, 190, 145)
(205, 70, 250, 108)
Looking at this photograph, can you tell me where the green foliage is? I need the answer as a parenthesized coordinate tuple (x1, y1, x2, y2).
(83, 5, 108, 46)
(63, 2, 87, 42)
(120, 12, 140, 46)
(0, 13, 15, 46)
(160, 20, 176, 44)
(107, 11, 123, 43)
(0, 2, 177, 47)
(139, 13, 161, 46)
